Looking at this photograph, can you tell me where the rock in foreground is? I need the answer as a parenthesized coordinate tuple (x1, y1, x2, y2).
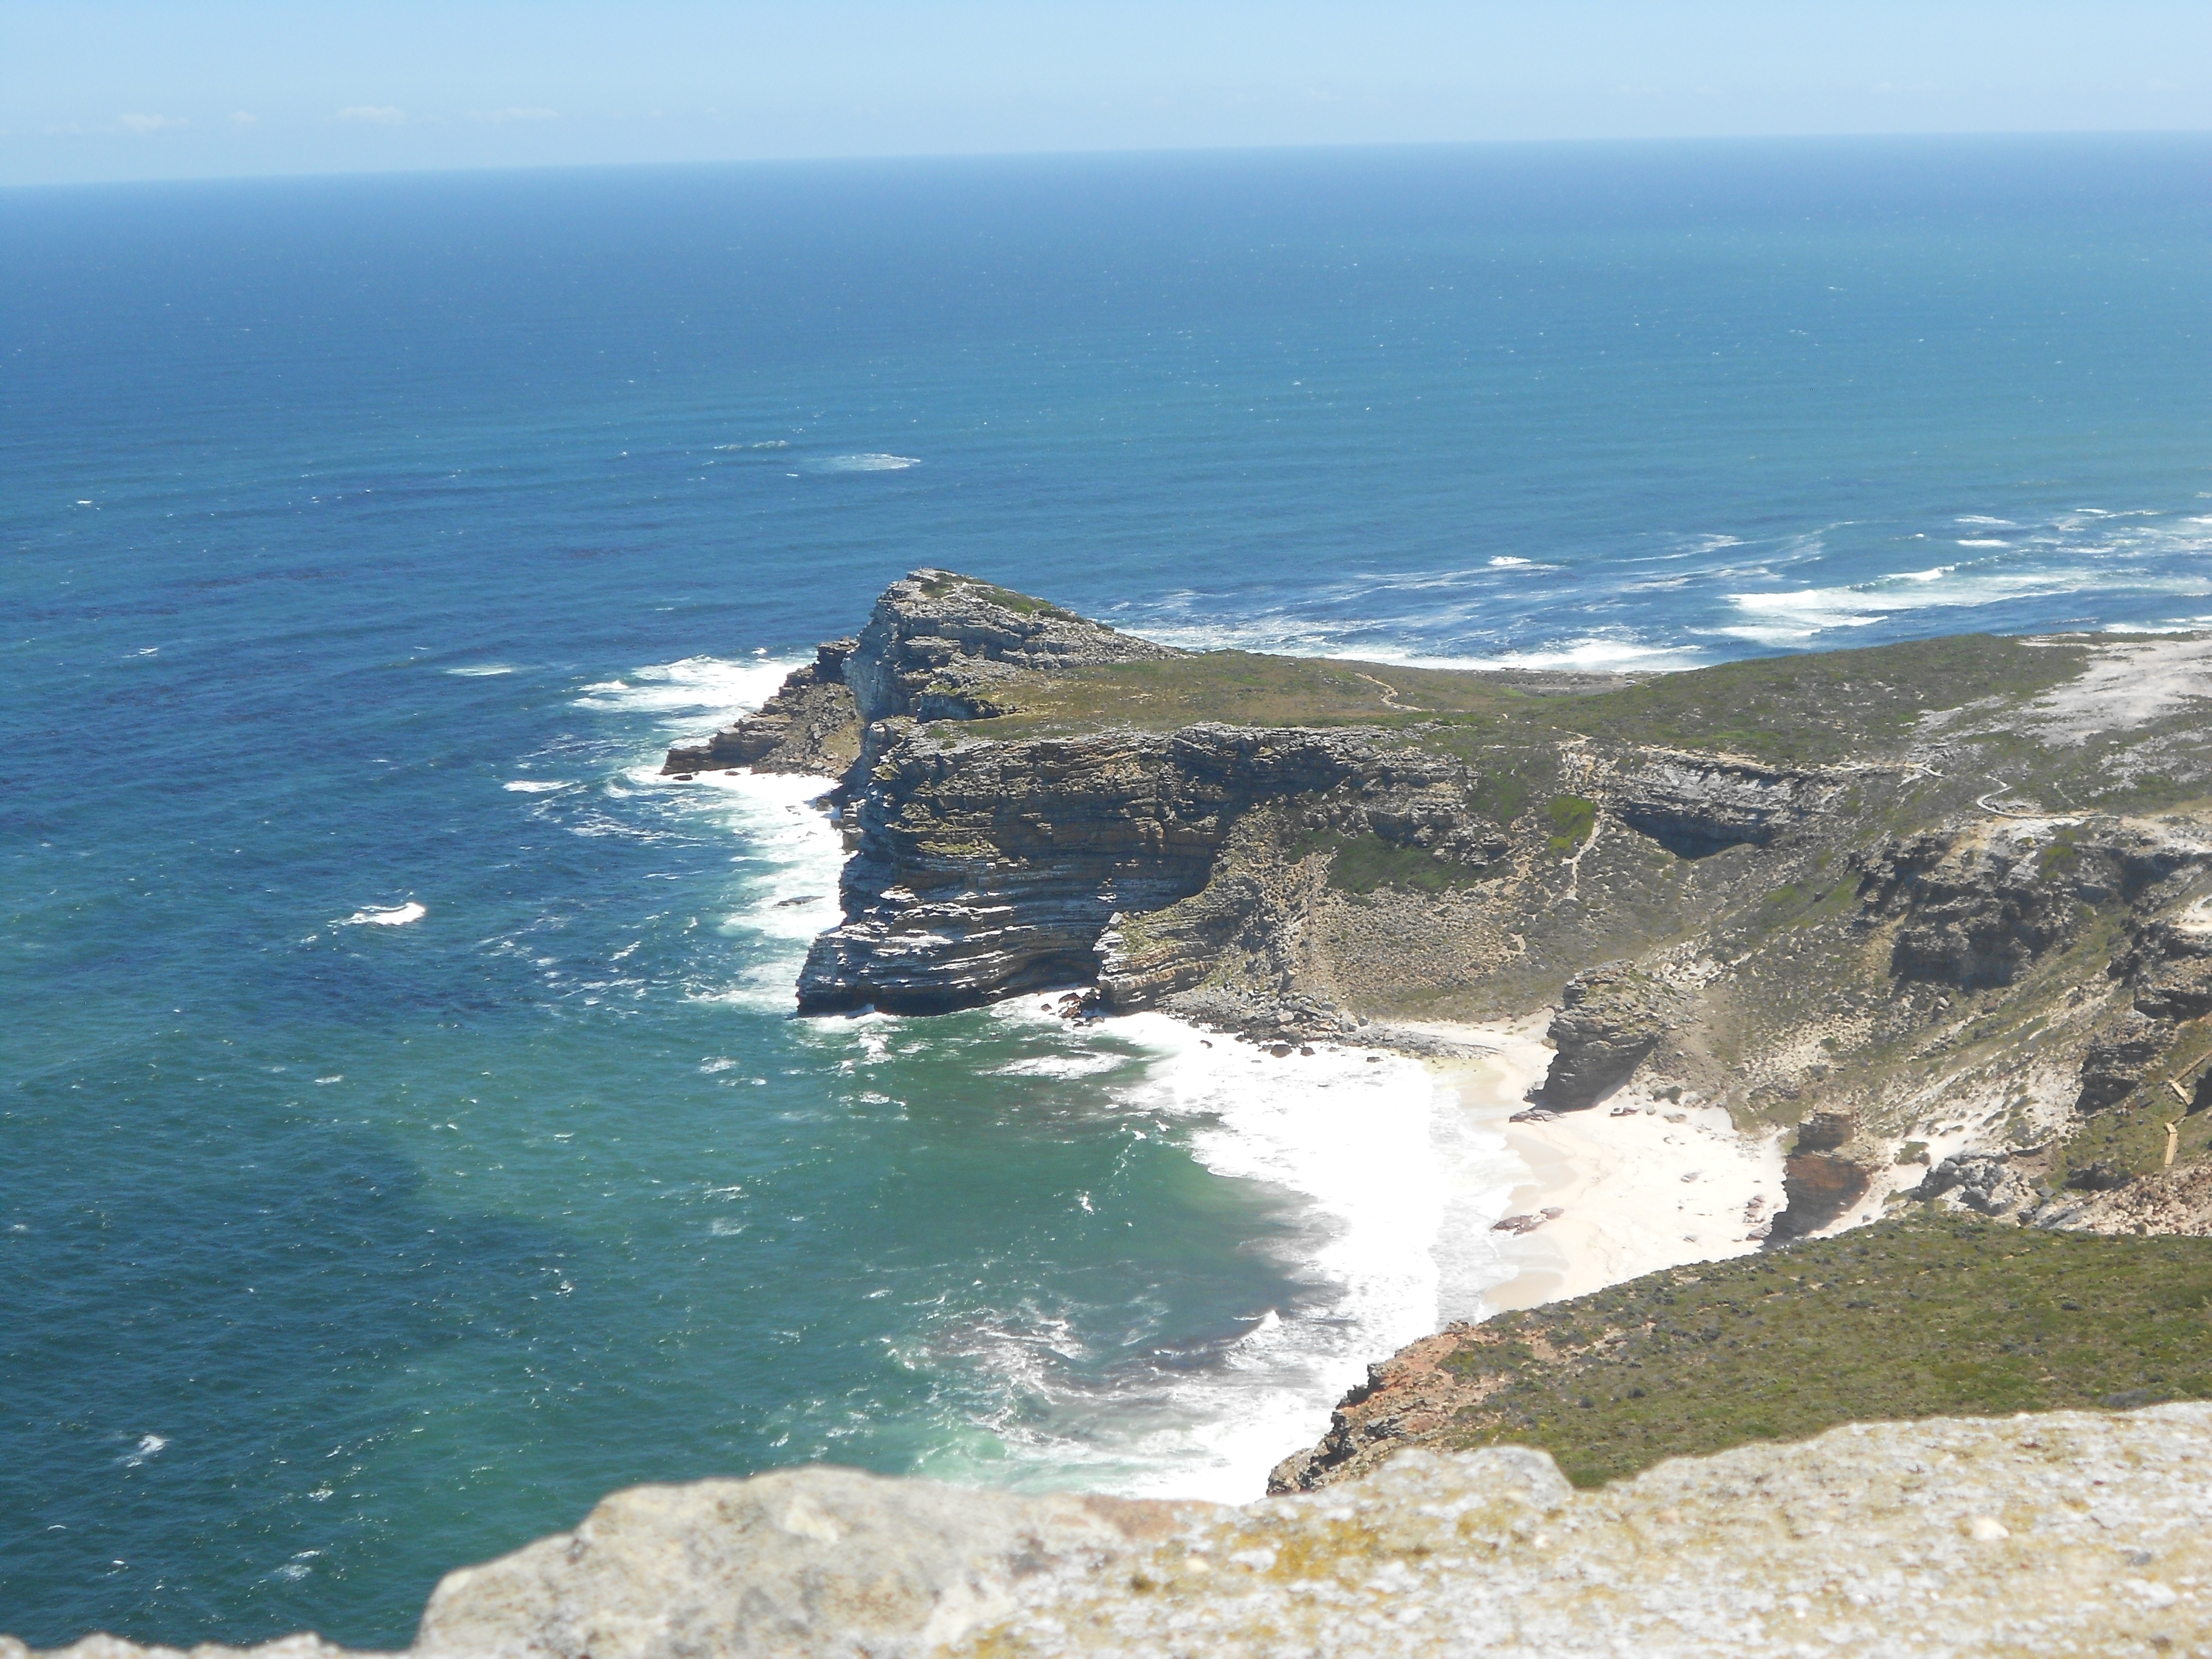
(18, 1406, 2212, 1658)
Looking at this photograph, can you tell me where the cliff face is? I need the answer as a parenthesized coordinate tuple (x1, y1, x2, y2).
(795, 724, 1461, 1015)
(674, 577, 2212, 1248)
(842, 569, 1182, 727)
(22, 1406, 2212, 1659)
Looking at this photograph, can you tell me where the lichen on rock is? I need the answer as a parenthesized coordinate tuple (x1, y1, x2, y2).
(19, 1407, 2212, 1659)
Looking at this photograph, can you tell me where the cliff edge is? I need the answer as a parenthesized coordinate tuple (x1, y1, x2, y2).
(19, 1404, 2212, 1657)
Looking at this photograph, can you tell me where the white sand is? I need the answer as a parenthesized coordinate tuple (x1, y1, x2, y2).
(1404, 1019, 1788, 1313)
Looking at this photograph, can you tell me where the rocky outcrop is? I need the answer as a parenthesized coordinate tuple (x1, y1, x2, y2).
(1606, 750, 1851, 857)
(2077, 1011, 2175, 1111)
(24, 1408, 2212, 1659)
(844, 569, 1181, 726)
(1915, 1151, 2038, 1217)
(663, 640, 861, 778)
(1769, 1110, 1875, 1239)
(797, 724, 1465, 1016)
(1529, 963, 1687, 1108)
(1855, 827, 2081, 988)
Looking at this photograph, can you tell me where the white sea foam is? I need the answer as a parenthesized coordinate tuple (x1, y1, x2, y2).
(503, 779, 573, 793)
(120, 1433, 167, 1466)
(445, 664, 514, 677)
(988, 1051, 1129, 1080)
(1955, 539, 2010, 548)
(572, 656, 796, 722)
(1724, 541, 2212, 644)
(663, 767, 847, 1010)
(820, 453, 922, 472)
(344, 901, 426, 927)
(931, 1009, 1522, 1503)
(1488, 556, 1535, 567)
(1391, 636, 1706, 673)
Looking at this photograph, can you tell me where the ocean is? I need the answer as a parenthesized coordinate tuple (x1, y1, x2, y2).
(4, 135, 2209, 1649)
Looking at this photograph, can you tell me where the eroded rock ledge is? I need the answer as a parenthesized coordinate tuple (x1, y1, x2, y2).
(19, 1406, 2212, 1658)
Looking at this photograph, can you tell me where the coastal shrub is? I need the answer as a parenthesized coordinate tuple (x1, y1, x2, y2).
(1546, 795, 1596, 852)
(1294, 830, 1487, 896)
(1431, 1215, 2212, 1487)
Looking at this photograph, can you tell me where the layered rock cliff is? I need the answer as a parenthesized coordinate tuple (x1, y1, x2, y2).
(22, 1405, 2212, 1658)
(670, 577, 2212, 1249)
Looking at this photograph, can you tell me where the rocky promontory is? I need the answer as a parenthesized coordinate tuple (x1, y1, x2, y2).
(670, 573, 2212, 1249)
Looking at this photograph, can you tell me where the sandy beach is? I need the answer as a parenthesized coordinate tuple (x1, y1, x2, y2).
(1402, 1019, 1789, 1312)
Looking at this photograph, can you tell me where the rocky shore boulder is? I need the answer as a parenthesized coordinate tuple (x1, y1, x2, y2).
(1769, 1110, 1877, 1239)
(1915, 1151, 2037, 1217)
(1529, 963, 1687, 1109)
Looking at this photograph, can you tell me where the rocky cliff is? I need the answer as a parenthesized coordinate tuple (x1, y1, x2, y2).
(671, 578, 2212, 1246)
(667, 577, 2212, 1507)
(20, 1405, 2212, 1658)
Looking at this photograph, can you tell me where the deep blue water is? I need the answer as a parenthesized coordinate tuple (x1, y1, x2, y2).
(5, 136, 2210, 1649)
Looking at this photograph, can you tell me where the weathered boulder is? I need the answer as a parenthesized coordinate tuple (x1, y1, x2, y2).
(1530, 963, 1686, 1109)
(1769, 1112, 1875, 1239)
(2066, 1159, 2134, 1193)
(1915, 1152, 2037, 1217)
(22, 1408, 2212, 1658)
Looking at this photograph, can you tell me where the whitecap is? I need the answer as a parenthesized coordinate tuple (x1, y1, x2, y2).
(503, 779, 573, 793)
(445, 664, 514, 677)
(819, 453, 921, 473)
(988, 1052, 1130, 1080)
(120, 1434, 167, 1466)
(344, 902, 426, 927)
(1420, 636, 1707, 673)
(1487, 555, 1534, 567)
(1955, 539, 2010, 548)
(571, 655, 798, 723)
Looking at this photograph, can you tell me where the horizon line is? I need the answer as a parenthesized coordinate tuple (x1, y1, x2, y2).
(7, 123, 2212, 195)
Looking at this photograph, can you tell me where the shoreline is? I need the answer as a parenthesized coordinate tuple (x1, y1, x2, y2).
(1402, 1018, 1787, 1315)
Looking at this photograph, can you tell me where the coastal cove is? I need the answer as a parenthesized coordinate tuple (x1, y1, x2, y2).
(10, 139, 2212, 1651)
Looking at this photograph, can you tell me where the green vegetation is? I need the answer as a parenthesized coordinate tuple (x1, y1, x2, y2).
(1546, 795, 1596, 852)
(1544, 634, 2089, 765)
(1432, 1216, 2212, 1487)
(1293, 830, 1488, 896)
(967, 650, 1534, 739)
(964, 633, 2095, 770)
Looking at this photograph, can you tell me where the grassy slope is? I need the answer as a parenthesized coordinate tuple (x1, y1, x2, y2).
(959, 634, 2092, 765)
(1434, 1215, 2212, 1487)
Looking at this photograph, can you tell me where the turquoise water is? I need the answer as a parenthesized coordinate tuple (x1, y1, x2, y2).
(5, 136, 2210, 1648)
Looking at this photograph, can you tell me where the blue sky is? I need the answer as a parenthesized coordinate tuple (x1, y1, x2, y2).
(4, 1, 2207, 186)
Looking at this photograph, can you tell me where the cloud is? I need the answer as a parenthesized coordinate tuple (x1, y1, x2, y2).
(230, 111, 259, 128)
(118, 112, 188, 133)
(470, 107, 559, 123)
(337, 105, 406, 124)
